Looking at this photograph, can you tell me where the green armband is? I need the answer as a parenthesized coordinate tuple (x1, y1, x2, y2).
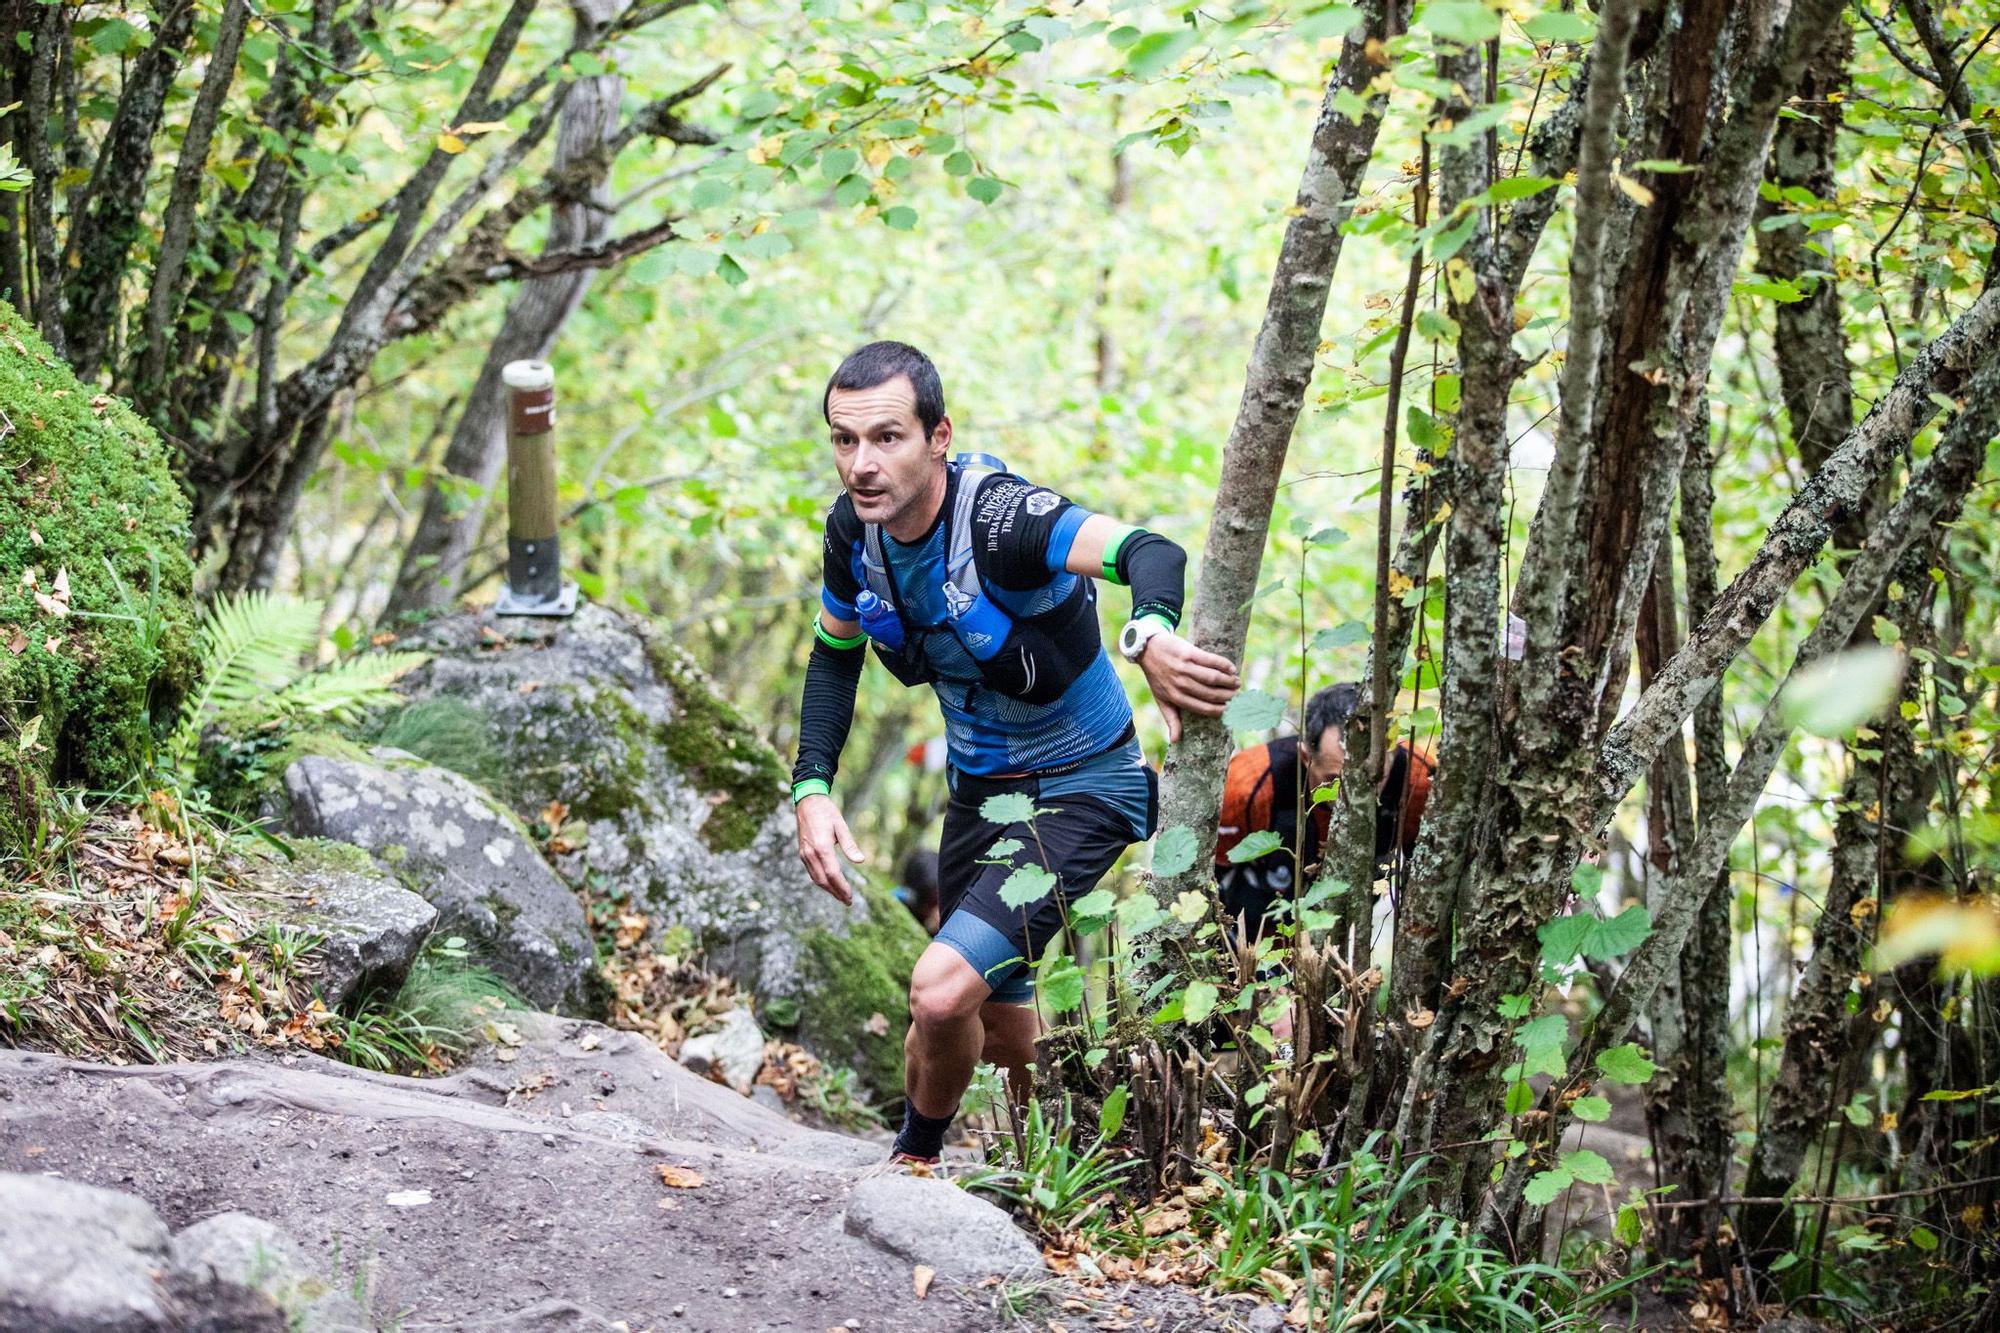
(814, 619, 867, 650)
(1100, 524, 1141, 585)
(792, 778, 832, 804)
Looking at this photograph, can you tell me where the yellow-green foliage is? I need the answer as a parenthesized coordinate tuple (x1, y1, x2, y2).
(0, 300, 196, 800)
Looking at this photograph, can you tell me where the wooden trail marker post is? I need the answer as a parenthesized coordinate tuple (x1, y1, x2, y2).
(494, 359, 580, 617)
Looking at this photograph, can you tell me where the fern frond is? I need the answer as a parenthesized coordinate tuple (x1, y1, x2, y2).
(169, 592, 323, 773)
(266, 652, 431, 728)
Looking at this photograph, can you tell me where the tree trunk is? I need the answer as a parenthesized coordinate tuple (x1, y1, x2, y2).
(1149, 0, 1409, 910)
(382, 0, 630, 619)
(60, 0, 200, 379)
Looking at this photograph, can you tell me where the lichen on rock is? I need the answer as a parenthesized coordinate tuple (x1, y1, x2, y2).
(383, 605, 926, 1092)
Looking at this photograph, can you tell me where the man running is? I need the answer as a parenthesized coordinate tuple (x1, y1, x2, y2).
(1215, 683, 1434, 941)
(791, 341, 1238, 1164)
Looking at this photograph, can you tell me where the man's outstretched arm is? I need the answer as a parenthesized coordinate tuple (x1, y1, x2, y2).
(792, 609, 868, 904)
(1063, 513, 1240, 741)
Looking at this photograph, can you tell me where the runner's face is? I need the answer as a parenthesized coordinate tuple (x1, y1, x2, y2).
(827, 376, 949, 533)
(1307, 724, 1346, 792)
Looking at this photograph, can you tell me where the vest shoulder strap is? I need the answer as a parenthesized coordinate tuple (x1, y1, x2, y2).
(858, 456, 1009, 612)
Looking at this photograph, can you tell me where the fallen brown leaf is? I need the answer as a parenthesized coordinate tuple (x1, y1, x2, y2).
(656, 1164, 705, 1189)
(863, 1012, 890, 1037)
(913, 1264, 934, 1300)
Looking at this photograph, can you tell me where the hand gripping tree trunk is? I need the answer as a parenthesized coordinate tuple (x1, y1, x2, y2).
(382, 0, 632, 619)
(1147, 0, 1409, 921)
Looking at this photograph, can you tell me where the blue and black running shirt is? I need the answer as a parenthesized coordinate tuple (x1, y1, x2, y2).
(821, 471, 1134, 776)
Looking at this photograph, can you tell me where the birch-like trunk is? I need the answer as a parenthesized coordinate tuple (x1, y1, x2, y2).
(1148, 0, 1409, 911)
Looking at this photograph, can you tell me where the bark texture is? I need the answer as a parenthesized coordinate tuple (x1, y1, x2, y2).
(1150, 0, 1410, 911)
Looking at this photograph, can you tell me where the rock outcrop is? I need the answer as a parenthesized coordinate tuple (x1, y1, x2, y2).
(247, 839, 437, 1008)
(0, 1173, 368, 1331)
(284, 751, 595, 1012)
(369, 606, 927, 1091)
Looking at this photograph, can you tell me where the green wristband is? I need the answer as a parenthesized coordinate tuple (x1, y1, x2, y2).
(792, 778, 832, 804)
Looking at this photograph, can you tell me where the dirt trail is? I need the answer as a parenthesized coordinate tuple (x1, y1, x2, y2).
(0, 1016, 1029, 1331)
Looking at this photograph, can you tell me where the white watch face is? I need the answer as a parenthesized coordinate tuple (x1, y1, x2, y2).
(1121, 620, 1156, 660)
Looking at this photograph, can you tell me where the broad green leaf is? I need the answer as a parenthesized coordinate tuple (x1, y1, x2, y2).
(1227, 830, 1284, 864)
(1000, 864, 1057, 909)
(965, 177, 1004, 205)
(882, 205, 919, 230)
(1038, 958, 1086, 1013)
(943, 151, 974, 176)
(1734, 277, 1805, 303)
(1183, 978, 1219, 1023)
(1515, 1014, 1568, 1055)
(1125, 27, 1199, 78)
(1312, 622, 1369, 651)
(980, 793, 1038, 826)
(1169, 890, 1209, 924)
(982, 837, 1023, 861)
(1596, 1043, 1657, 1085)
(1561, 1149, 1616, 1187)
(1522, 11, 1593, 42)
(1615, 1204, 1642, 1247)
(1523, 1168, 1571, 1207)
(1570, 1095, 1612, 1123)
(1152, 824, 1199, 877)
(820, 147, 858, 180)
(1100, 1084, 1129, 1138)
(1072, 888, 1118, 917)
(1422, 1, 1502, 45)
(1910, 1225, 1939, 1252)
(1539, 904, 1652, 962)
(1504, 1080, 1534, 1115)
(1118, 893, 1169, 935)
(1223, 687, 1287, 732)
(1782, 646, 1906, 737)
(1488, 175, 1557, 201)
(1593, 904, 1653, 955)
(1293, 4, 1362, 40)
(1497, 992, 1532, 1019)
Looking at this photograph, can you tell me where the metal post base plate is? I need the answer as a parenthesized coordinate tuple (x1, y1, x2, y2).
(493, 580, 581, 618)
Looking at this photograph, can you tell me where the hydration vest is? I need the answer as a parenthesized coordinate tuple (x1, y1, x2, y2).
(851, 455, 1101, 707)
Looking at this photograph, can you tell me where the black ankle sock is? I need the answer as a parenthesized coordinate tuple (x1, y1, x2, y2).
(894, 1103, 953, 1159)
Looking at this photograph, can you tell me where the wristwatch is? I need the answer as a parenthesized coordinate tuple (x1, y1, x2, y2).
(1118, 616, 1170, 662)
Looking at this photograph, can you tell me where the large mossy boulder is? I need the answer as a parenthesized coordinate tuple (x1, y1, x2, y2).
(376, 606, 927, 1093)
(0, 301, 196, 840)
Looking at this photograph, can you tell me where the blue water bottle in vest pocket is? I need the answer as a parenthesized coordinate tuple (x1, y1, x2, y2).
(942, 579, 1010, 661)
(854, 589, 905, 650)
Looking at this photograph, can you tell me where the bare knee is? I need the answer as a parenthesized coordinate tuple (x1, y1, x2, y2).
(908, 955, 985, 1031)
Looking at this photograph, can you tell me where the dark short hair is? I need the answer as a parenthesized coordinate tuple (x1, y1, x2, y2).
(1305, 683, 1362, 748)
(822, 341, 946, 438)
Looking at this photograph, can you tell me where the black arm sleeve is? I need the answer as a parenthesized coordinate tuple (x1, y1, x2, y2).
(792, 633, 866, 791)
(971, 475, 1084, 590)
(1116, 530, 1187, 628)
